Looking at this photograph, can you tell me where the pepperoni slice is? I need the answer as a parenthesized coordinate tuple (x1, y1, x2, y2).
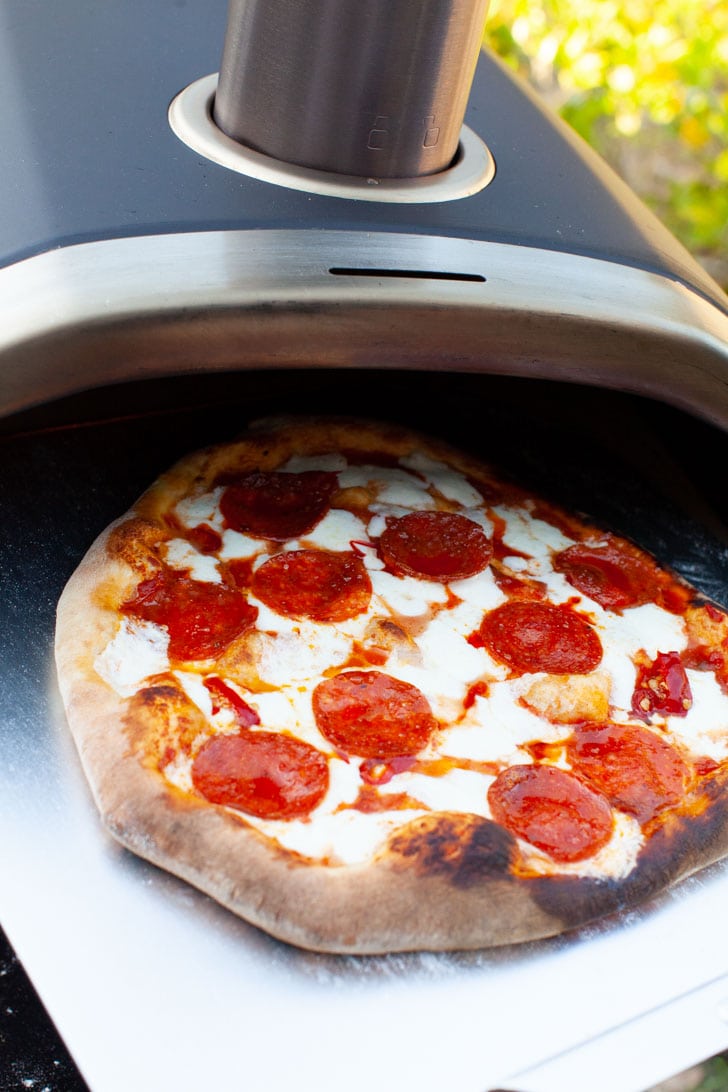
(378, 511, 491, 582)
(488, 764, 613, 862)
(478, 601, 602, 675)
(191, 730, 329, 820)
(122, 569, 258, 661)
(312, 670, 438, 759)
(631, 651, 693, 720)
(553, 537, 659, 611)
(566, 721, 690, 824)
(219, 471, 338, 540)
(252, 550, 372, 622)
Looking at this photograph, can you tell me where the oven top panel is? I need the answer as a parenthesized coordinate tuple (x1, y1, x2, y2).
(0, 0, 721, 307)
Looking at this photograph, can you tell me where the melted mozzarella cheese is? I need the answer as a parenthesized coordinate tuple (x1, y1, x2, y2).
(600, 602, 688, 658)
(417, 616, 492, 685)
(383, 620, 493, 720)
(219, 529, 264, 559)
(173, 669, 215, 717)
(163, 539, 222, 583)
(459, 506, 493, 534)
(448, 569, 505, 615)
(396, 767, 491, 816)
(174, 487, 225, 532)
(400, 452, 485, 507)
(355, 541, 385, 571)
(493, 504, 574, 557)
(667, 670, 728, 761)
(369, 569, 448, 616)
(336, 464, 432, 506)
(461, 684, 567, 762)
(296, 508, 368, 551)
(94, 619, 170, 697)
(366, 513, 388, 538)
(266, 807, 422, 867)
(253, 627, 353, 688)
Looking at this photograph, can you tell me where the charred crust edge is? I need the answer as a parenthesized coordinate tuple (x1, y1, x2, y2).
(386, 812, 518, 888)
(529, 766, 728, 929)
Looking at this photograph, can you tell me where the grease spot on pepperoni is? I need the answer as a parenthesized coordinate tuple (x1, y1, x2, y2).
(478, 600, 602, 675)
(219, 470, 338, 540)
(566, 721, 691, 824)
(488, 764, 613, 862)
(191, 730, 329, 820)
(122, 569, 258, 661)
(252, 550, 372, 622)
(312, 670, 438, 759)
(378, 511, 491, 582)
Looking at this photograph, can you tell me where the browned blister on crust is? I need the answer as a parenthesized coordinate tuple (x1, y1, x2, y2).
(106, 517, 169, 573)
(125, 677, 208, 767)
(387, 813, 519, 886)
(54, 415, 728, 954)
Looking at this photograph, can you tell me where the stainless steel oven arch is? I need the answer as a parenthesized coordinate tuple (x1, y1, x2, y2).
(1, 229, 727, 428)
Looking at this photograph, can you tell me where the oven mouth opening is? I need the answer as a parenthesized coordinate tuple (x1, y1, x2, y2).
(169, 73, 496, 204)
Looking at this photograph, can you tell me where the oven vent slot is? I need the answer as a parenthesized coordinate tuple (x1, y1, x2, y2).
(328, 267, 486, 283)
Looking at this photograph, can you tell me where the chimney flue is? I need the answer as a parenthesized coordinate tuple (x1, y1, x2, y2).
(213, 0, 490, 180)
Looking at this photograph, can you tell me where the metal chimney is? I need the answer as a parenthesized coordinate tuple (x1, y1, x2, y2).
(213, 0, 491, 179)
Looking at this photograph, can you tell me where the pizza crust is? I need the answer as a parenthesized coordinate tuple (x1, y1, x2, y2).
(55, 415, 728, 953)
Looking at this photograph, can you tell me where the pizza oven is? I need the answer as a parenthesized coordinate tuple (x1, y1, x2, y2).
(2, 1, 728, 1090)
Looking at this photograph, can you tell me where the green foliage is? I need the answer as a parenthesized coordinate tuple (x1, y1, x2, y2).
(696, 1054, 728, 1090)
(483, 0, 728, 287)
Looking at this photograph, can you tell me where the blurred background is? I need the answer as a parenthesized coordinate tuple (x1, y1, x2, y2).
(483, 0, 728, 292)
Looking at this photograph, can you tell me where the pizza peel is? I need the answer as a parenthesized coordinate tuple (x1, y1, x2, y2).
(3, 371, 728, 1092)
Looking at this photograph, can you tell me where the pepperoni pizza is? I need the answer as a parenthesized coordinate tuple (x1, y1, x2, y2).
(54, 416, 728, 953)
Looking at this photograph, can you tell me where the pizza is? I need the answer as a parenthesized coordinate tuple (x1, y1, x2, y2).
(54, 414, 728, 954)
